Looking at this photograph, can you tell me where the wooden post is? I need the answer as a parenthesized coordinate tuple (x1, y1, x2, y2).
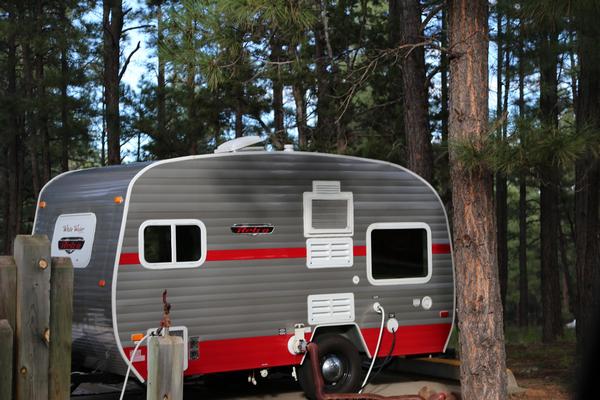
(14, 235, 51, 400)
(49, 257, 73, 400)
(0, 256, 17, 400)
(0, 256, 17, 328)
(0, 319, 14, 400)
(147, 335, 184, 400)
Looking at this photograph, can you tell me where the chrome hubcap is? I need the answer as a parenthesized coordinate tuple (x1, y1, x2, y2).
(321, 355, 343, 383)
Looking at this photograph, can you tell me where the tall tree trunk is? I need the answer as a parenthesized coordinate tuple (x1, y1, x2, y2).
(440, 5, 448, 146)
(574, 2, 600, 360)
(60, 37, 70, 172)
(517, 22, 528, 327)
(388, 0, 404, 155)
(314, 0, 336, 151)
(235, 81, 244, 138)
(156, 0, 166, 140)
(399, 0, 433, 182)
(23, 43, 41, 198)
(292, 84, 308, 148)
(495, 10, 508, 309)
(103, 0, 123, 165)
(448, 0, 507, 398)
(518, 174, 529, 326)
(271, 37, 286, 150)
(558, 216, 575, 317)
(35, 0, 50, 185)
(5, 7, 22, 253)
(187, 68, 197, 155)
(538, 29, 563, 343)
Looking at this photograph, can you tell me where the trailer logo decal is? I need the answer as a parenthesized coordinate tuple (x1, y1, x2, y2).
(58, 237, 86, 254)
(231, 224, 274, 235)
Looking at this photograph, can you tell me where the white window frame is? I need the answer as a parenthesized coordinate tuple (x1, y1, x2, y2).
(139, 219, 207, 270)
(366, 222, 432, 286)
(303, 192, 354, 237)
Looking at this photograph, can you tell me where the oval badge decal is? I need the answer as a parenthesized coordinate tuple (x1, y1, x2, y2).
(231, 224, 274, 235)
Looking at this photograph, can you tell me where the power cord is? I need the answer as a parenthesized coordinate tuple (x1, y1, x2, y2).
(359, 303, 385, 393)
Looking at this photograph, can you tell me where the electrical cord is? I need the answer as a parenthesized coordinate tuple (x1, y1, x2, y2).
(359, 303, 385, 393)
(365, 326, 397, 386)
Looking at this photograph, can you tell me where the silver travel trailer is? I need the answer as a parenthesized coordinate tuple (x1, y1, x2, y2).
(32, 137, 455, 396)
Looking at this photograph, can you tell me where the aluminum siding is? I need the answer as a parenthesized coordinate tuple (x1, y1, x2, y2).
(116, 152, 453, 373)
(32, 163, 150, 372)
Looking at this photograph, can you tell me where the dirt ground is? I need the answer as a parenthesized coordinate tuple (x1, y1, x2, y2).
(506, 333, 576, 400)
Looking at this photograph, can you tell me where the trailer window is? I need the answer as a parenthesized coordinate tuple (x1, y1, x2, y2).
(366, 222, 432, 285)
(144, 225, 171, 263)
(139, 219, 206, 269)
(303, 181, 353, 237)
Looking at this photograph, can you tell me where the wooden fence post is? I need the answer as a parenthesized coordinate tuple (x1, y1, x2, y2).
(0, 256, 17, 400)
(14, 234, 51, 400)
(147, 335, 184, 400)
(0, 256, 17, 328)
(0, 319, 14, 400)
(49, 257, 73, 400)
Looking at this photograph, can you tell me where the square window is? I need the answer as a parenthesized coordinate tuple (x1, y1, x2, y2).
(367, 223, 432, 285)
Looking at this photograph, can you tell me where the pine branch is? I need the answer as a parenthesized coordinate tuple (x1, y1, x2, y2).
(118, 41, 141, 82)
(121, 24, 154, 35)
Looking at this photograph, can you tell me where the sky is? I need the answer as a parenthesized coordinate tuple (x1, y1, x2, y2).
(110, 1, 524, 160)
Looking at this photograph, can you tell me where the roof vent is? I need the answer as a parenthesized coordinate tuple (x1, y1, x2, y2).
(214, 136, 265, 153)
(313, 181, 341, 194)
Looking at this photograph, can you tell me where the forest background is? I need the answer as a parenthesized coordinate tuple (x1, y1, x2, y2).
(1, 0, 599, 397)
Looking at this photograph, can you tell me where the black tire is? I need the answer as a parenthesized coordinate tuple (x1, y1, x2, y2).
(298, 334, 362, 399)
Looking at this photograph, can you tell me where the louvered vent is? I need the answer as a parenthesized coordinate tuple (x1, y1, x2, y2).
(308, 293, 355, 325)
(306, 238, 353, 268)
(313, 181, 341, 194)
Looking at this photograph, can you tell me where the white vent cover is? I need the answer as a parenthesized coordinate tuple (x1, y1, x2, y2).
(214, 135, 265, 153)
(313, 181, 341, 194)
(308, 293, 355, 325)
(306, 238, 353, 268)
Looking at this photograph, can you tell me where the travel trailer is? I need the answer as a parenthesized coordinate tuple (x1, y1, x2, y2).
(32, 137, 455, 396)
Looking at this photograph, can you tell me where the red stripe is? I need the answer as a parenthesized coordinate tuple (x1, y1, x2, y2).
(124, 323, 452, 379)
(119, 252, 140, 265)
(118, 244, 450, 266)
(432, 243, 451, 254)
(206, 247, 306, 261)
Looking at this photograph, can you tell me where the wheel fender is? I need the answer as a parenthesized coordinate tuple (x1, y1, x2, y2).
(301, 323, 370, 365)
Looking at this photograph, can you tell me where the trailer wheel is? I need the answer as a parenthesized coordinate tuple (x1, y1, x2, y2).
(298, 334, 362, 399)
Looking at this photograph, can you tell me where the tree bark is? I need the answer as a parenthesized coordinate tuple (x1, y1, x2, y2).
(538, 28, 563, 343)
(35, 0, 51, 185)
(574, 2, 600, 359)
(103, 0, 123, 165)
(270, 36, 286, 150)
(156, 0, 166, 140)
(314, 0, 336, 151)
(440, 5, 448, 146)
(495, 10, 508, 309)
(399, 0, 433, 182)
(5, 7, 23, 253)
(292, 84, 308, 148)
(517, 21, 528, 327)
(60, 33, 70, 172)
(448, 0, 507, 398)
